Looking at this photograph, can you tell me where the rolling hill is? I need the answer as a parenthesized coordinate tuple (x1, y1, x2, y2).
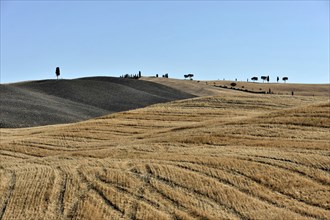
(0, 80, 329, 219)
(142, 77, 330, 97)
(0, 77, 194, 128)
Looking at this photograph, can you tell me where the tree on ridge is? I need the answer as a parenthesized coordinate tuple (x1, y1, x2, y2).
(184, 74, 194, 80)
(251, 77, 258, 82)
(55, 67, 60, 80)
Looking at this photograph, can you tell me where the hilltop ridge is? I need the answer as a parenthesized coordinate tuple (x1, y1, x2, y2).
(1, 76, 329, 128)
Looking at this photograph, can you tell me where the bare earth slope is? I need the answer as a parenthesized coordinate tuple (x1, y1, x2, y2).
(0, 77, 194, 128)
(0, 89, 329, 219)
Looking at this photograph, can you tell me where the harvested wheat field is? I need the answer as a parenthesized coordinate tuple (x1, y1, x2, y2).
(0, 81, 330, 219)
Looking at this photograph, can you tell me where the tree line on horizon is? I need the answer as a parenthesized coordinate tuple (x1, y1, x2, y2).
(119, 72, 170, 79)
(54, 67, 288, 83)
(54, 68, 172, 80)
(120, 71, 142, 79)
(250, 76, 288, 83)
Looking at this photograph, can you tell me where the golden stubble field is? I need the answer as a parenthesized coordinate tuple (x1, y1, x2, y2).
(0, 83, 329, 220)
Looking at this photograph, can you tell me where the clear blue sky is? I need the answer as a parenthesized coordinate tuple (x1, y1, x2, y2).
(1, 0, 329, 83)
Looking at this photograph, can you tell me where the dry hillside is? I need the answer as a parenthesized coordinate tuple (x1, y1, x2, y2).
(211, 80, 330, 96)
(0, 84, 329, 219)
(142, 77, 330, 97)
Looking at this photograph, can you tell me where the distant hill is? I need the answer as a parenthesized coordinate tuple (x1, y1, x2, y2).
(142, 77, 330, 97)
(0, 77, 195, 128)
(211, 80, 330, 96)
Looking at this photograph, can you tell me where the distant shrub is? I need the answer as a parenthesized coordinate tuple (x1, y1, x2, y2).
(251, 77, 258, 82)
(230, 82, 237, 87)
(184, 74, 194, 80)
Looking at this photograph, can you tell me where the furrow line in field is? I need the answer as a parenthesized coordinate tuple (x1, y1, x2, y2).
(9, 150, 44, 158)
(90, 128, 145, 135)
(153, 175, 245, 219)
(96, 174, 179, 220)
(96, 174, 158, 208)
(20, 141, 78, 152)
(66, 170, 91, 219)
(148, 180, 212, 219)
(0, 171, 16, 220)
(90, 188, 124, 216)
(145, 164, 247, 220)
(58, 172, 67, 215)
(47, 135, 109, 142)
(229, 158, 330, 211)
(0, 151, 27, 159)
(44, 136, 100, 144)
(167, 159, 330, 218)
(127, 165, 223, 219)
(0, 143, 46, 157)
(248, 155, 330, 186)
(22, 140, 77, 149)
(174, 163, 323, 219)
(130, 167, 199, 219)
(76, 169, 125, 216)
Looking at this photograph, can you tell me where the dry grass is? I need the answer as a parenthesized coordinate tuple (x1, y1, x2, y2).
(142, 77, 330, 97)
(0, 85, 329, 219)
(210, 80, 330, 97)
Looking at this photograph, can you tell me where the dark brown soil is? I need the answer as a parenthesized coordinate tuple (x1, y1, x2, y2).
(0, 77, 195, 128)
